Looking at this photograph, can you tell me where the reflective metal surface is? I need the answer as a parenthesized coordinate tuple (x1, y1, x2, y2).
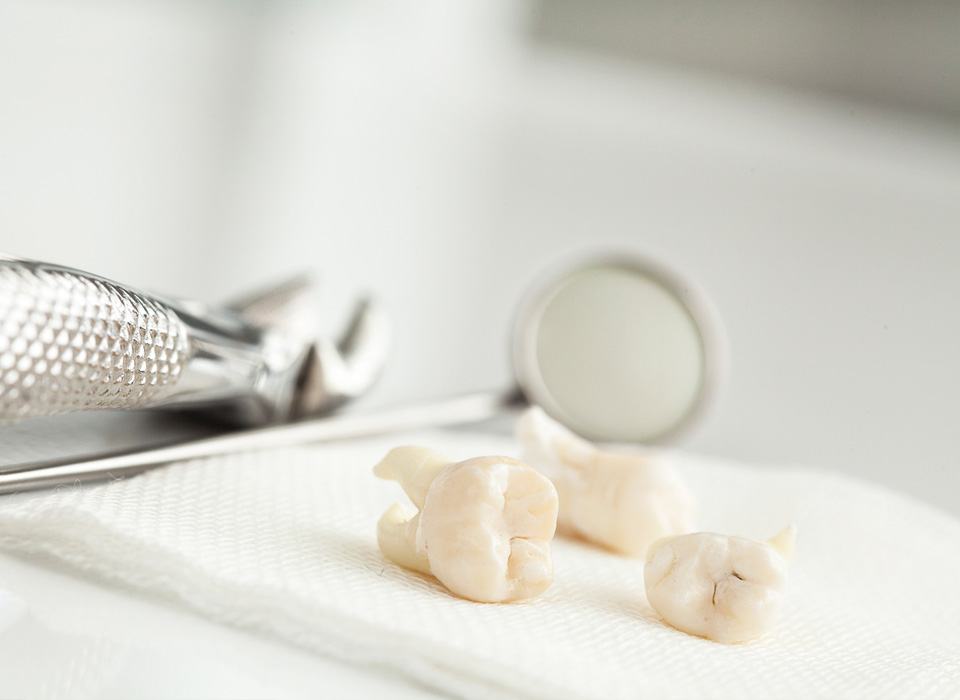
(0, 261, 189, 423)
(0, 260, 391, 427)
(0, 393, 514, 493)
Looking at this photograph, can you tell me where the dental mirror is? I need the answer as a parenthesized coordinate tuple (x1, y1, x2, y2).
(0, 253, 725, 493)
(512, 255, 724, 444)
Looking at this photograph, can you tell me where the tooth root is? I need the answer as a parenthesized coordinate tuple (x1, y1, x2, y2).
(376, 503, 430, 575)
(766, 524, 797, 564)
(517, 406, 597, 476)
(373, 446, 453, 509)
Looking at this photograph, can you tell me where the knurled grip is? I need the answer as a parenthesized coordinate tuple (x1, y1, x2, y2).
(0, 262, 189, 424)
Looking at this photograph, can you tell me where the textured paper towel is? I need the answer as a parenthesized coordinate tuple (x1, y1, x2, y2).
(0, 431, 958, 700)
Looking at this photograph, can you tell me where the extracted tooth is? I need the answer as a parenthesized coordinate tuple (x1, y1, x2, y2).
(374, 446, 559, 603)
(643, 526, 796, 643)
(516, 406, 696, 557)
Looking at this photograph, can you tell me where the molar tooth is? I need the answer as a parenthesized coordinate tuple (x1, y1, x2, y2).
(375, 447, 559, 603)
(517, 407, 697, 557)
(643, 528, 795, 643)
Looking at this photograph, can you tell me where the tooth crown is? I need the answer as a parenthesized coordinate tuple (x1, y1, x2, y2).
(643, 529, 794, 643)
(375, 447, 559, 603)
(517, 407, 697, 556)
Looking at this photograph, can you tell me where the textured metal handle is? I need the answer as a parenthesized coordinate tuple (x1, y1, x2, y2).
(0, 261, 189, 424)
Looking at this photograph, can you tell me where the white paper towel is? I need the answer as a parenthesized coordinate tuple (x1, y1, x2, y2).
(0, 431, 957, 700)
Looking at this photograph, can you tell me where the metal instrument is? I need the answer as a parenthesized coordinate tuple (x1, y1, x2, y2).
(0, 253, 725, 495)
(0, 255, 390, 427)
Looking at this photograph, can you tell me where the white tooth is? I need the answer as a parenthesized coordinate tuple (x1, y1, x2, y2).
(376, 503, 429, 575)
(765, 525, 797, 564)
(516, 406, 697, 557)
(373, 446, 452, 509)
(374, 448, 559, 603)
(373, 447, 452, 575)
(643, 528, 795, 643)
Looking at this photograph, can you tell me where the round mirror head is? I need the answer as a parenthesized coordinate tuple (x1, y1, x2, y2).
(513, 256, 725, 444)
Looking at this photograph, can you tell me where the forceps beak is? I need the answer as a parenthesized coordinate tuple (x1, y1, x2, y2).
(227, 273, 391, 420)
(292, 297, 392, 418)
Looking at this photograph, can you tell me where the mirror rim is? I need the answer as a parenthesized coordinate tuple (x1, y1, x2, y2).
(511, 252, 727, 444)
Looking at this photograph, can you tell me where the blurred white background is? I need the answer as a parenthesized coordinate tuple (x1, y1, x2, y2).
(1, 0, 958, 514)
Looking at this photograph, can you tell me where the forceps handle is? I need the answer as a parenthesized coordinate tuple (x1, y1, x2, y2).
(0, 258, 316, 428)
(0, 390, 522, 495)
(0, 260, 190, 424)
